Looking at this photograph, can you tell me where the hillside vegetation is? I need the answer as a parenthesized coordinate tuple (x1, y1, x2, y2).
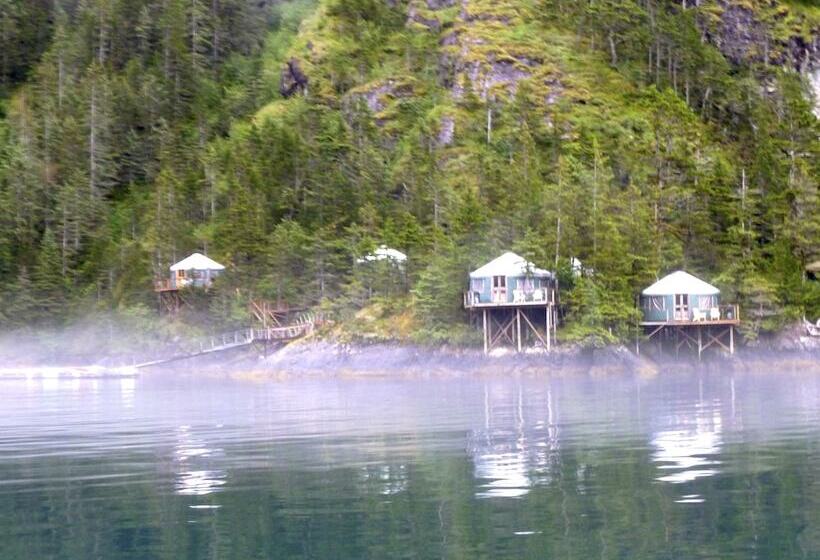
(0, 0, 817, 346)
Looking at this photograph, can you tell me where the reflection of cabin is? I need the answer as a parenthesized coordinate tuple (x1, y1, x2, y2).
(639, 271, 740, 357)
(464, 252, 558, 353)
(154, 253, 225, 314)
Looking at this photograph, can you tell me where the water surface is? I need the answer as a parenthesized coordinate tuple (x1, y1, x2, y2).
(1, 369, 819, 558)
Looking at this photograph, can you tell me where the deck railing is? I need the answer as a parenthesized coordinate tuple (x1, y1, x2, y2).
(652, 304, 740, 323)
(154, 278, 174, 292)
(464, 288, 556, 308)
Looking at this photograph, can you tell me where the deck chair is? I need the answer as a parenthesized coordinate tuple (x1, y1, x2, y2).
(513, 289, 526, 303)
(692, 308, 706, 322)
(532, 289, 544, 302)
(709, 307, 720, 321)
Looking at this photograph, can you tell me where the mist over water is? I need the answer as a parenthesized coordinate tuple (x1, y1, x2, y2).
(1, 369, 819, 558)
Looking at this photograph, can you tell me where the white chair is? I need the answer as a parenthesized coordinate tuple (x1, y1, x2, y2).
(692, 308, 706, 322)
(709, 307, 720, 321)
(532, 289, 544, 302)
(513, 289, 525, 303)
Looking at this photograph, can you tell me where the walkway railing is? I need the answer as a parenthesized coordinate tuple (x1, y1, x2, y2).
(133, 314, 324, 369)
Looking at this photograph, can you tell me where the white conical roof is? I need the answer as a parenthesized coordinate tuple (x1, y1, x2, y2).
(356, 245, 407, 263)
(642, 270, 719, 296)
(170, 253, 225, 271)
(470, 252, 552, 279)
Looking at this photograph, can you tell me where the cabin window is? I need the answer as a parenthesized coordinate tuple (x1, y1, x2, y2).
(521, 278, 533, 292)
(492, 276, 506, 288)
(470, 279, 485, 292)
(698, 296, 716, 309)
(177, 270, 186, 279)
(643, 296, 665, 311)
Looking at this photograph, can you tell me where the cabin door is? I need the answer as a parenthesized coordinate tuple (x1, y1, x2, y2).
(491, 276, 507, 303)
(674, 294, 689, 321)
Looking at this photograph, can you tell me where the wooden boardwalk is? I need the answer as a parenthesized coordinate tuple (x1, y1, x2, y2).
(133, 314, 318, 369)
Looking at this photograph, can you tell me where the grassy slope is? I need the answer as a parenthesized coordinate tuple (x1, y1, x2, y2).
(243, 0, 744, 342)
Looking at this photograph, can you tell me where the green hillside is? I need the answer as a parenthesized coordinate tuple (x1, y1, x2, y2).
(0, 0, 817, 346)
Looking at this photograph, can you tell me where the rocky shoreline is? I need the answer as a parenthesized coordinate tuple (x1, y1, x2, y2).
(200, 334, 820, 381)
(1, 321, 818, 378)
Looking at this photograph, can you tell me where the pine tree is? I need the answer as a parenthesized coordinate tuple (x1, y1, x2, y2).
(32, 228, 65, 321)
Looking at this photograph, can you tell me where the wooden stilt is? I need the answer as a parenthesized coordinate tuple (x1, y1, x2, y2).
(730, 326, 734, 355)
(516, 309, 522, 353)
(546, 305, 552, 352)
(520, 311, 548, 349)
(489, 311, 517, 348)
(698, 328, 702, 361)
(483, 309, 488, 355)
(675, 328, 680, 358)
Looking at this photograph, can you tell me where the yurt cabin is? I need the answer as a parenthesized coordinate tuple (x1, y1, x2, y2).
(465, 252, 555, 306)
(167, 253, 225, 290)
(464, 252, 558, 354)
(639, 270, 734, 323)
(638, 271, 740, 358)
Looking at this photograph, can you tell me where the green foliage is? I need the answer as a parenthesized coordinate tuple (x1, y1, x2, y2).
(412, 247, 469, 334)
(0, 0, 817, 349)
(562, 277, 640, 348)
(32, 228, 65, 323)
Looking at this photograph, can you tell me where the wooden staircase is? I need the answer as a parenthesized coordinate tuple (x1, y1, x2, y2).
(133, 308, 323, 369)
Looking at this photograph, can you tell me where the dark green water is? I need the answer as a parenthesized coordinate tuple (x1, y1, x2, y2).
(0, 370, 819, 559)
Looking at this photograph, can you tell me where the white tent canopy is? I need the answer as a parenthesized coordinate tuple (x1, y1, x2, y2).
(642, 270, 719, 296)
(170, 253, 226, 272)
(357, 245, 407, 264)
(470, 252, 553, 279)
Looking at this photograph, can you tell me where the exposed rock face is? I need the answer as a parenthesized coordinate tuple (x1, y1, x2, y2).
(703, 2, 819, 115)
(438, 115, 455, 146)
(811, 68, 820, 118)
(449, 57, 535, 100)
(434, 0, 549, 101)
(711, 3, 767, 65)
(408, 6, 442, 31)
(706, 2, 820, 70)
(279, 58, 309, 98)
(788, 35, 820, 73)
(347, 79, 415, 115)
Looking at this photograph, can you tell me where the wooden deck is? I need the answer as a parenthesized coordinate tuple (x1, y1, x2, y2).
(466, 300, 554, 309)
(154, 279, 178, 292)
(639, 304, 741, 358)
(640, 318, 740, 327)
(463, 290, 556, 310)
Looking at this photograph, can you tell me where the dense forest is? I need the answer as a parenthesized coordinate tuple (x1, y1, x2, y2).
(0, 0, 817, 347)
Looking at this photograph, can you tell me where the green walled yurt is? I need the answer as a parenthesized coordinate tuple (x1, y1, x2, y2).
(640, 271, 727, 323)
(468, 252, 554, 305)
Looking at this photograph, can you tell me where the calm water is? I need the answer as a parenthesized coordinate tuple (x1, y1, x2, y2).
(1, 369, 819, 559)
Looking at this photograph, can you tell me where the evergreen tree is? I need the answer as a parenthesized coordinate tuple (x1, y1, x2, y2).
(32, 228, 65, 321)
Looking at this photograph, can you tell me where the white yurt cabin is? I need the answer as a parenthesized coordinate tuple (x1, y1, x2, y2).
(640, 270, 727, 322)
(169, 253, 225, 289)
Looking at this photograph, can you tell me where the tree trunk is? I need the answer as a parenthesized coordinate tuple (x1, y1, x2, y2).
(608, 32, 618, 66)
(89, 83, 98, 200)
